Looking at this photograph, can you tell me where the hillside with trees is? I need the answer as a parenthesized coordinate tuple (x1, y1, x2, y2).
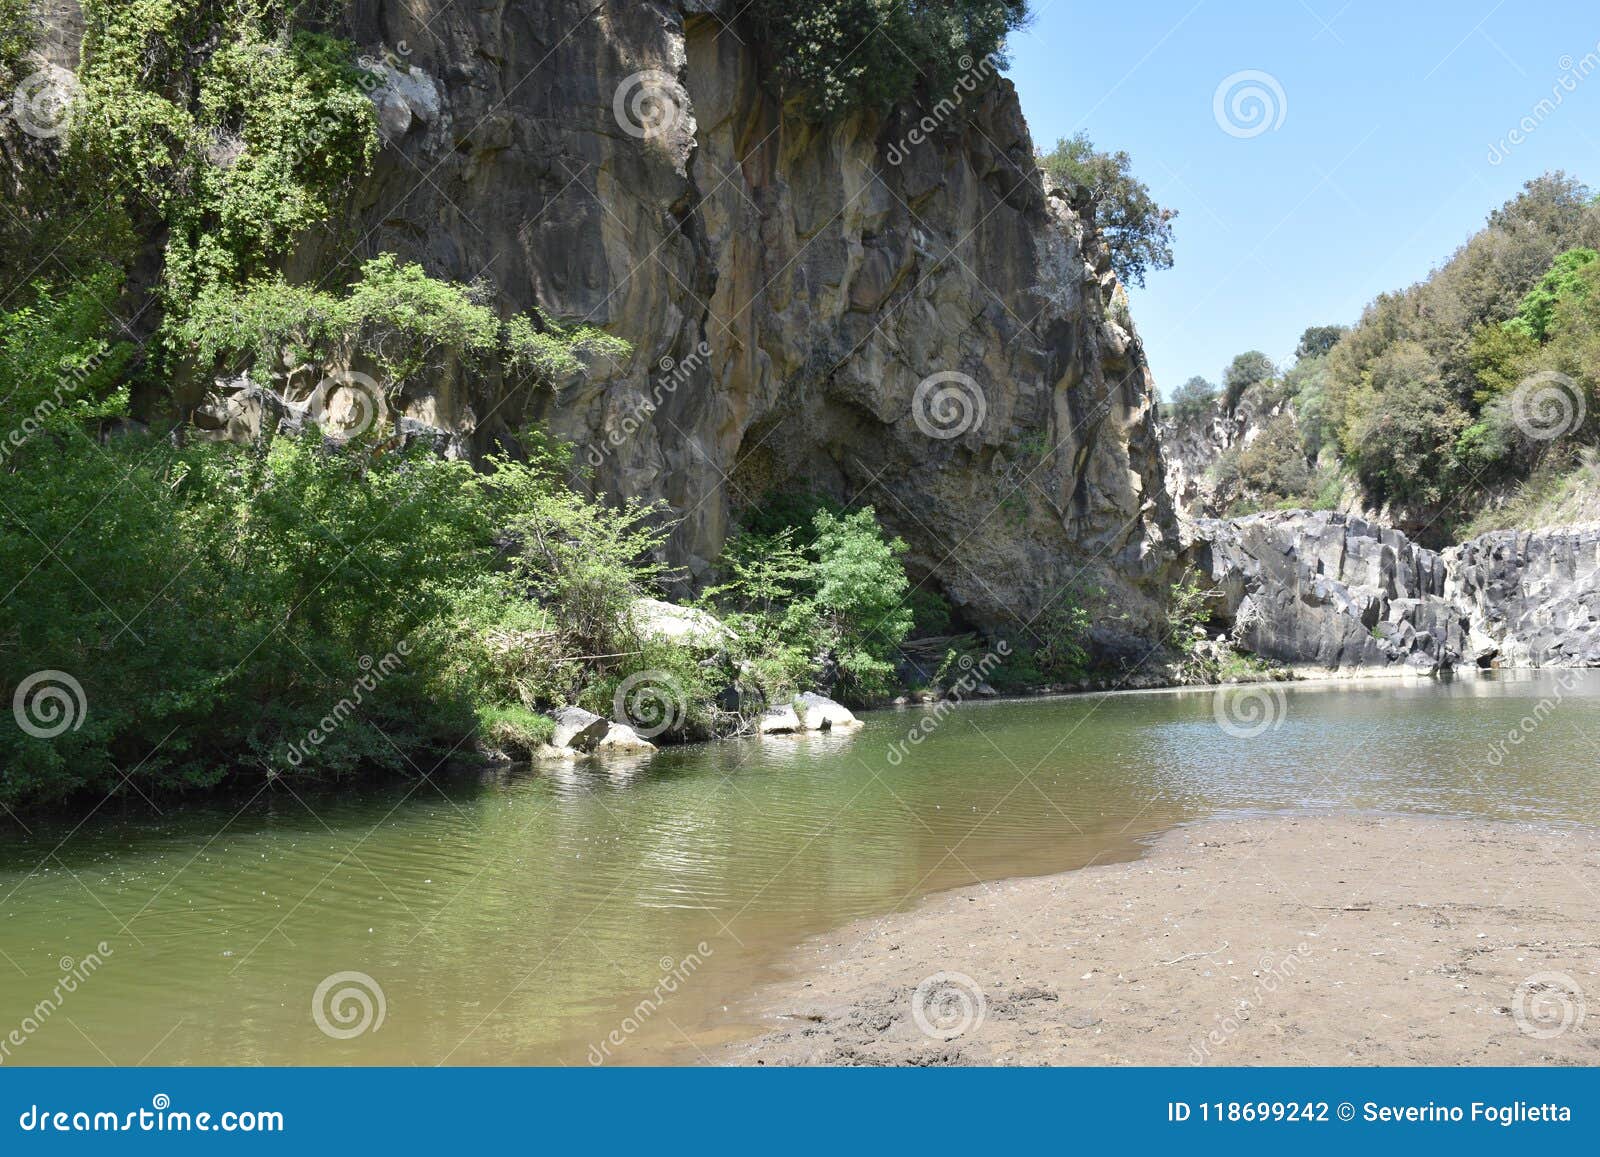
(1166, 173, 1600, 543)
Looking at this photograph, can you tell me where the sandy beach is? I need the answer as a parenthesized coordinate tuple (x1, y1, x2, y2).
(718, 814, 1600, 1066)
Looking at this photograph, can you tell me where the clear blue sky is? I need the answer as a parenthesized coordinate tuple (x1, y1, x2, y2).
(1004, 0, 1600, 395)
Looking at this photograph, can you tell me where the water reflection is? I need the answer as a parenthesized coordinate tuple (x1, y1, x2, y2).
(1, 672, 1596, 1065)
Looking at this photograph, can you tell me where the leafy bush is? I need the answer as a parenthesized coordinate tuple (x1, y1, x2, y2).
(1505, 247, 1597, 342)
(708, 503, 915, 704)
(72, 3, 380, 334)
(810, 508, 914, 698)
(743, 0, 1028, 122)
(1040, 132, 1177, 288)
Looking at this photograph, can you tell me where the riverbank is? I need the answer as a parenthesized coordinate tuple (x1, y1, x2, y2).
(715, 814, 1600, 1065)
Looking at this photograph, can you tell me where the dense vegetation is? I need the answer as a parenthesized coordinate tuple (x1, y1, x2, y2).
(742, 0, 1029, 121)
(1039, 133, 1177, 288)
(1172, 174, 1600, 536)
(0, 1, 937, 812)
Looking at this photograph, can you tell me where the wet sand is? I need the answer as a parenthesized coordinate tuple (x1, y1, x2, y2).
(717, 814, 1600, 1065)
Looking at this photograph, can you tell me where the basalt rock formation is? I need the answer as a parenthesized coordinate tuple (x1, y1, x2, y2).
(1187, 510, 1600, 673)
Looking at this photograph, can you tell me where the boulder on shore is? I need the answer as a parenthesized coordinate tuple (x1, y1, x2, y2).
(595, 722, 657, 752)
(795, 692, 860, 731)
(757, 705, 802, 734)
(629, 598, 734, 650)
(550, 706, 610, 752)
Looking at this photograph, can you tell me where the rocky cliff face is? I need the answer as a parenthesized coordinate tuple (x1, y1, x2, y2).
(272, 0, 1176, 651)
(1444, 525, 1600, 668)
(16, 4, 1177, 651)
(1188, 511, 1600, 672)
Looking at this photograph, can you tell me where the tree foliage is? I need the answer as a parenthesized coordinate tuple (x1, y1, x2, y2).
(742, 0, 1028, 121)
(1168, 376, 1217, 426)
(1040, 132, 1177, 288)
(1222, 350, 1276, 413)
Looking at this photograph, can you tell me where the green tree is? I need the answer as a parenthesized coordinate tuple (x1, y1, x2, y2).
(743, 0, 1028, 122)
(1505, 247, 1598, 342)
(1168, 376, 1218, 426)
(809, 507, 914, 700)
(1294, 324, 1347, 361)
(1222, 350, 1276, 412)
(1040, 132, 1177, 288)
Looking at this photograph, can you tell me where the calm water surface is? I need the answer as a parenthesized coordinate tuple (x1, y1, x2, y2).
(2, 672, 1597, 1065)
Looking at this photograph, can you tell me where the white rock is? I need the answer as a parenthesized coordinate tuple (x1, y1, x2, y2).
(757, 705, 802, 734)
(595, 722, 656, 752)
(550, 706, 609, 751)
(794, 692, 859, 731)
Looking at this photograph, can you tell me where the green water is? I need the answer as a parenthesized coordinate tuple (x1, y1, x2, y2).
(1, 672, 1596, 1066)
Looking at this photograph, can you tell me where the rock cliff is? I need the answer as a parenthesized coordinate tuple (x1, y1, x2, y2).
(1188, 510, 1600, 673)
(295, 0, 1179, 651)
(1444, 525, 1600, 668)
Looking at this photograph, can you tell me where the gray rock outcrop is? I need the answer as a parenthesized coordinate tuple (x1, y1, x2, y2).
(1191, 511, 1466, 673)
(1189, 511, 1600, 672)
(1444, 524, 1600, 668)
